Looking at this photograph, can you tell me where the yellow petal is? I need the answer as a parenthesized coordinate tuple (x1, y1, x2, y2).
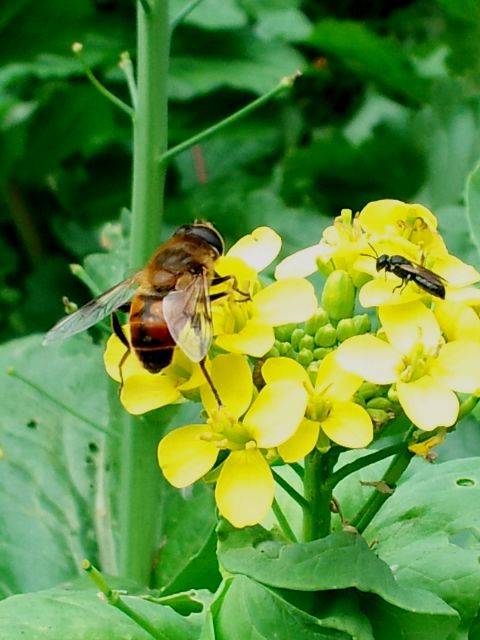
(321, 401, 373, 448)
(432, 254, 480, 286)
(278, 418, 320, 462)
(225, 226, 281, 273)
(315, 352, 363, 401)
(214, 255, 257, 289)
(358, 200, 438, 234)
(274, 245, 321, 279)
(262, 356, 311, 386)
(336, 335, 401, 384)
(397, 377, 459, 430)
(447, 286, 480, 305)
(379, 302, 441, 354)
(215, 449, 274, 527)
(243, 380, 307, 447)
(434, 300, 480, 342)
(430, 340, 480, 393)
(252, 279, 316, 325)
(120, 372, 181, 415)
(359, 277, 421, 308)
(201, 353, 252, 418)
(157, 425, 219, 487)
(215, 321, 275, 357)
(103, 327, 143, 382)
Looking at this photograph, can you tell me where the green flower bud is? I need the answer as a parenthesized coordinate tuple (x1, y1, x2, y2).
(367, 408, 391, 428)
(304, 307, 329, 335)
(314, 323, 337, 347)
(321, 270, 355, 322)
(313, 347, 332, 360)
(298, 348, 314, 366)
(357, 382, 382, 401)
(290, 328, 305, 349)
(299, 334, 315, 351)
(367, 397, 392, 411)
(336, 318, 357, 343)
(387, 386, 398, 402)
(266, 346, 280, 358)
(275, 323, 297, 342)
(278, 341, 292, 356)
(352, 313, 371, 335)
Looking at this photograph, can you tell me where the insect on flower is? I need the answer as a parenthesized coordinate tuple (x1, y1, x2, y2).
(363, 244, 446, 299)
(43, 221, 231, 404)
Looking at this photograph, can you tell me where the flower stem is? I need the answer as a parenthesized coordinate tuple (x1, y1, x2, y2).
(159, 72, 300, 165)
(272, 468, 308, 509)
(302, 449, 340, 541)
(350, 446, 414, 534)
(117, 0, 170, 585)
(272, 498, 298, 543)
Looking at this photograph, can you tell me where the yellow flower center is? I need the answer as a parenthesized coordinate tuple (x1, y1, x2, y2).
(398, 339, 442, 383)
(206, 407, 251, 450)
(306, 392, 330, 422)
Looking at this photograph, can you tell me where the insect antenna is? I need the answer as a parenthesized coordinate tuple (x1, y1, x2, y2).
(359, 242, 379, 260)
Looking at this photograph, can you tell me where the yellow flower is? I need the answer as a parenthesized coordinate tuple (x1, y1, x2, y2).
(336, 301, 480, 431)
(103, 327, 204, 414)
(262, 353, 373, 459)
(213, 227, 317, 357)
(157, 353, 308, 527)
(275, 209, 368, 285)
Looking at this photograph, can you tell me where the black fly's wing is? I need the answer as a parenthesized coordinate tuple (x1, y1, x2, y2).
(399, 261, 446, 297)
(42, 276, 140, 345)
(162, 270, 213, 362)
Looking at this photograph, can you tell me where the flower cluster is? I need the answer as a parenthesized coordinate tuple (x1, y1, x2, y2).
(105, 200, 480, 528)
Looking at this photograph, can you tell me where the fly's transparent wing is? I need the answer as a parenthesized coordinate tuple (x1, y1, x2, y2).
(406, 262, 447, 286)
(42, 276, 140, 345)
(163, 271, 213, 362)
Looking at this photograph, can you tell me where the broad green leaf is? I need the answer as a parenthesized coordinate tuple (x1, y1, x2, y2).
(466, 161, 480, 263)
(0, 335, 109, 596)
(217, 524, 455, 618)
(415, 80, 480, 209)
(0, 585, 202, 640)
(211, 576, 350, 639)
(170, 35, 304, 99)
(308, 19, 428, 104)
(170, 0, 247, 30)
(366, 458, 480, 633)
(154, 483, 221, 595)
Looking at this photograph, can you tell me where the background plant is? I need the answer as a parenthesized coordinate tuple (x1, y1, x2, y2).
(2, 0, 480, 638)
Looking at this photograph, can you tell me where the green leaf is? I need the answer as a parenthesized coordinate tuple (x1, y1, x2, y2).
(0, 585, 202, 640)
(154, 483, 221, 594)
(217, 524, 455, 619)
(170, 35, 304, 99)
(171, 0, 247, 30)
(0, 335, 108, 596)
(210, 576, 350, 639)
(465, 161, 480, 263)
(308, 19, 428, 104)
(366, 457, 480, 632)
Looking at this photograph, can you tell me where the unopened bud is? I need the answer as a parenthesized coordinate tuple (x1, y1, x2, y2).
(352, 313, 371, 335)
(336, 318, 357, 343)
(304, 307, 329, 335)
(290, 328, 305, 349)
(298, 348, 314, 366)
(299, 334, 315, 351)
(314, 323, 337, 347)
(367, 408, 390, 428)
(321, 270, 355, 322)
(367, 397, 392, 411)
(275, 324, 297, 342)
(357, 382, 382, 401)
(313, 347, 332, 360)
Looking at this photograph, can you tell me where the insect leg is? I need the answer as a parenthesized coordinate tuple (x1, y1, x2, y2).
(392, 273, 412, 295)
(199, 358, 222, 407)
(111, 312, 130, 389)
(211, 273, 250, 300)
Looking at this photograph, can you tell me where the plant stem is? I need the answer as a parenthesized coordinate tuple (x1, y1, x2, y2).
(302, 449, 339, 541)
(117, 0, 170, 585)
(159, 72, 300, 165)
(170, 0, 204, 30)
(272, 469, 308, 509)
(272, 498, 298, 543)
(351, 446, 414, 534)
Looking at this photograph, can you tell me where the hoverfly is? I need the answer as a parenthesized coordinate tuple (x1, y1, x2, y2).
(363, 245, 446, 299)
(43, 222, 228, 403)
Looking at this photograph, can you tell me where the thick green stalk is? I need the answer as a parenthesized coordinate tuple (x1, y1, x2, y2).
(117, 0, 170, 584)
(302, 449, 339, 541)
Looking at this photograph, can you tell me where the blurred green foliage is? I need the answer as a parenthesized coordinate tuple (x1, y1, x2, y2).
(1, 0, 480, 345)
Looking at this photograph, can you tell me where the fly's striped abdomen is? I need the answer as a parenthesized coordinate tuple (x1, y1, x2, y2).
(129, 294, 176, 373)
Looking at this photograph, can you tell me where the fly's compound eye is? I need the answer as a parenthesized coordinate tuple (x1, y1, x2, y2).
(177, 223, 225, 255)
